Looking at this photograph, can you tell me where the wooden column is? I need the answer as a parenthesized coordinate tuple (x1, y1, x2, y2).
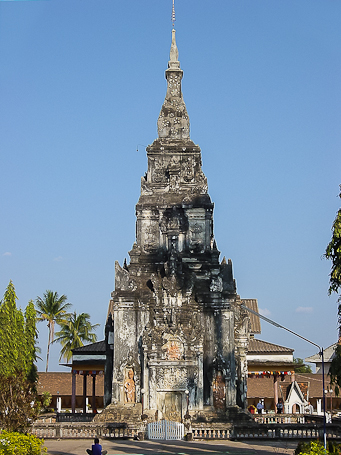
(83, 372, 87, 414)
(71, 371, 76, 413)
(291, 372, 296, 413)
(92, 374, 96, 413)
(274, 374, 279, 409)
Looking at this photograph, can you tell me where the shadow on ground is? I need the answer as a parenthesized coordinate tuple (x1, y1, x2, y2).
(44, 439, 296, 455)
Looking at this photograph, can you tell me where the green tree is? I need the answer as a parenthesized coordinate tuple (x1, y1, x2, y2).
(293, 357, 312, 373)
(24, 300, 38, 382)
(0, 371, 40, 433)
(40, 391, 52, 411)
(0, 282, 40, 433)
(325, 185, 341, 393)
(36, 290, 71, 372)
(325, 185, 341, 304)
(53, 312, 99, 362)
(0, 282, 38, 379)
(0, 281, 22, 376)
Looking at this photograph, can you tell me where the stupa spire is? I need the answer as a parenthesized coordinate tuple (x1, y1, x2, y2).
(172, 0, 176, 28)
(169, 29, 179, 68)
(157, 29, 190, 140)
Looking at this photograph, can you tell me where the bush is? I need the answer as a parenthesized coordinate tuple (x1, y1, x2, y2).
(40, 392, 52, 412)
(0, 431, 46, 455)
(295, 441, 328, 455)
(328, 441, 341, 455)
(297, 441, 341, 455)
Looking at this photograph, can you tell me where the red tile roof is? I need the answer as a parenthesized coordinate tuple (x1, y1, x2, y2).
(37, 372, 104, 396)
(248, 338, 294, 354)
(242, 299, 261, 334)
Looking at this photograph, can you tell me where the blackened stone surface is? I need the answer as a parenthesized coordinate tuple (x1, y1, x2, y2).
(103, 29, 250, 423)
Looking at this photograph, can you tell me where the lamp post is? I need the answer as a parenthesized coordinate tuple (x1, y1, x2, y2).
(185, 389, 190, 419)
(140, 388, 148, 421)
(141, 388, 145, 414)
(241, 304, 327, 450)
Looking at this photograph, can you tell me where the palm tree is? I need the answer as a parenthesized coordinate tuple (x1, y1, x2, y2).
(36, 291, 71, 372)
(53, 312, 99, 362)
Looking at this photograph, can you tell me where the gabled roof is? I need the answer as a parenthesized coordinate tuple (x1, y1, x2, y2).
(248, 338, 294, 354)
(72, 340, 106, 354)
(242, 299, 261, 334)
(305, 343, 337, 363)
(284, 380, 308, 405)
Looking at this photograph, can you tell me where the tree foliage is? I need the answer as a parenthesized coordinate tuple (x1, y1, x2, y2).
(53, 312, 99, 362)
(295, 441, 329, 455)
(35, 290, 71, 372)
(293, 357, 312, 373)
(0, 372, 40, 433)
(329, 344, 341, 395)
(0, 282, 40, 433)
(325, 185, 341, 303)
(40, 391, 52, 411)
(0, 282, 38, 380)
(326, 186, 341, 393)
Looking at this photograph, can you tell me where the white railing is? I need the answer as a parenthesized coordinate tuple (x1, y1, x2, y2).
(147, 420, 184, 440)
(254, 414, 306, 424)
(31, 423, 139, 439)
(192, 428, 231, 439)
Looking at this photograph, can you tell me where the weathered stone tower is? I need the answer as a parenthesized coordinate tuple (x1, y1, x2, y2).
(105, 29, 250, 422)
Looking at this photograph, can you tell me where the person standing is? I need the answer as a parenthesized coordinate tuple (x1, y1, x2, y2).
(276, 400, 284, 414)
(256, 400, 264, 414)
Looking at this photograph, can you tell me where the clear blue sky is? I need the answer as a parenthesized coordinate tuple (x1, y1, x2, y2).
(1, 0, 340, 372)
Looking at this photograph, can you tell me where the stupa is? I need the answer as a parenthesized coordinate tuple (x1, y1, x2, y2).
(102, 28, 250, 423)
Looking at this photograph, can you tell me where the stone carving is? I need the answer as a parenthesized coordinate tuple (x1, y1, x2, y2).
(106, 27, 251, 418)
(162, 335, 184, 360)
(169, 155, 180, 171)
(152, 159, 167, 184)
(141, 176, 153, 195)
(124, 369, 136, 403)
(210, 276, 223, 293)
(182, 156, 195, 183)
(234, 302, 251, 339)
(195, 169, 208, 194)
(143, 225, 159, 252)
(168, 74, 181, 97)
(160, 208, 188, 235)
(212, 371, 226, 410)
(156, 367, 189, 390)
(162, 275, 179, 297)
(115, 261, 137, 292)
(189, 222, 204, 251)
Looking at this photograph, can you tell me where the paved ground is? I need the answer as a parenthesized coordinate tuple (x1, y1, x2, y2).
(43, 438, 297, 455)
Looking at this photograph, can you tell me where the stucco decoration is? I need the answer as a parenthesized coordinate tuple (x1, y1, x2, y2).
(156, 367, 189, 390)
(212, 371, 226, 410)
(124, 369, 136, 403)
(162, 335, 184, 360)
(102, 29, 251, 423)
(114, 261, 137, 292)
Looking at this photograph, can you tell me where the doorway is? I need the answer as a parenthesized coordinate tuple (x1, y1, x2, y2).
(163, 392, 182, 421)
